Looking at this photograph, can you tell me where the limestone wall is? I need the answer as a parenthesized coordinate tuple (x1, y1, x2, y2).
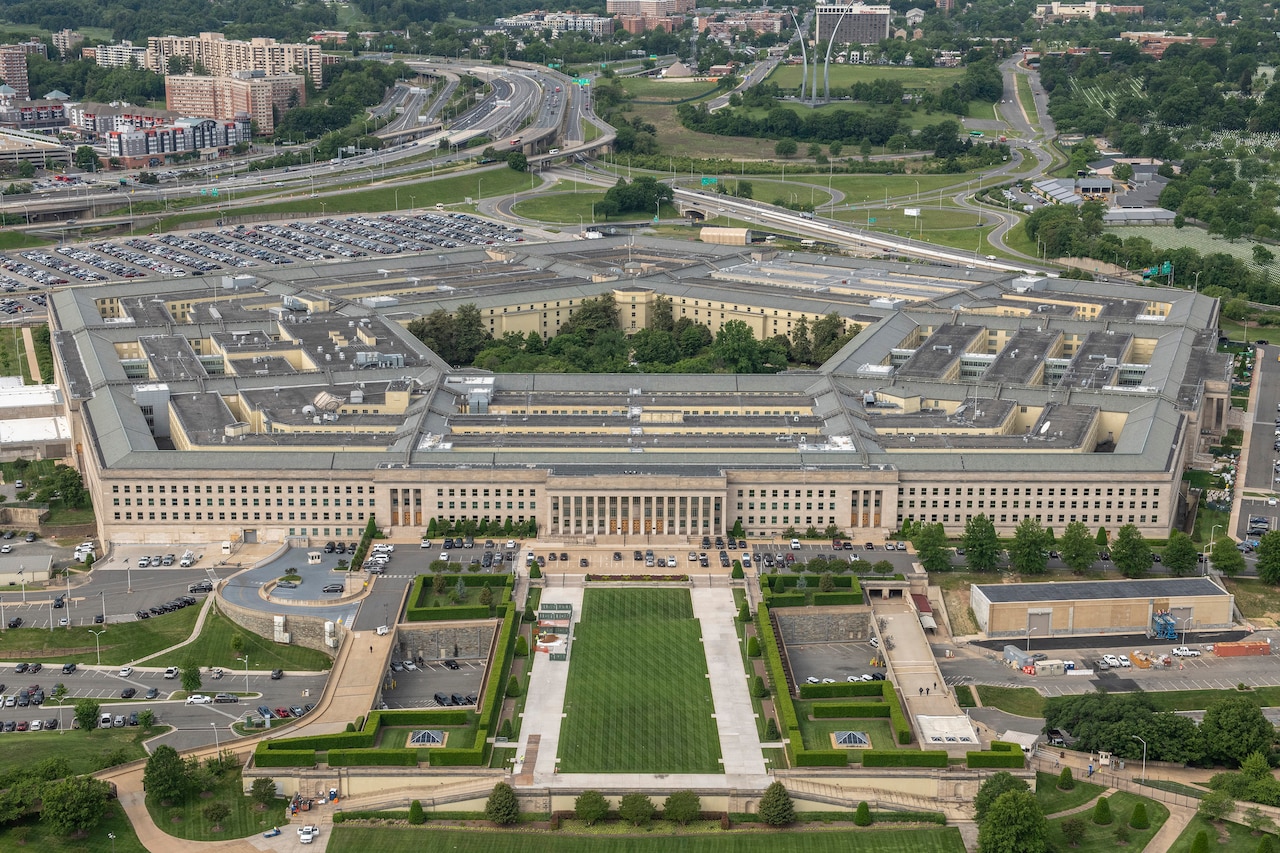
(773, 606, 874, 644)
(215, 595, 341, 658)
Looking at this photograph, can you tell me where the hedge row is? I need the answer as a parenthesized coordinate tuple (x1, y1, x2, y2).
(795, 749, 850, 767)
(365, 709, 470, 728)
(766, 574, 858, 589)
(966, 750, 1026, 768)
(329, 749, 418, 767)
(862, 750, 948, 768)
(260, 730, 372, 752)
(800, 681, 884, 699)
(406, 574, 514, 621)
(813, 592, 861, 606)
(407, 604, 492, 622)
(812, 702, 891, 719)
(253, 747, 316, 767)
(755, 607, 799, 734)
(885, 682, 912, 745)
(764, 593, 806, 608)
(427, 748, 486, 766)
(332, 810, 411, 823)
(462, 601, 520, 764)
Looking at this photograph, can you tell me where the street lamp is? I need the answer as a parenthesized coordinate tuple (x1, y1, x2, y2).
(100, 590, 106, 623)
(238, 654, 249, 696)
(211, 720, 221, 754)
(1131, 734, 1147, 782)
(1026, 625, 1037, 652)
(90, 629, 106, 666)
(108, 832, 116, 853)
(1204, 523, 1222, 575)
(409, 194, 416, 213)
(18, 568, 24, 603)
(125, 558, 131, 594)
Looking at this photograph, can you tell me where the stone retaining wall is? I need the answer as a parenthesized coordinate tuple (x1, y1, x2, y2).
(215, 596, 340, 658)
(395, 621, 498, 663)
(773, 606, 874, 644)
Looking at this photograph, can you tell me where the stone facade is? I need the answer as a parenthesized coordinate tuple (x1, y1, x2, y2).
(216, 595, 341, 657)
(396, 621, 498, 664)
(773, 606, 873, 644)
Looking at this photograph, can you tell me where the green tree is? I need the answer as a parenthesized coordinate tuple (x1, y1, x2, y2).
(1061, 815, 1087, 846)
(181, 659, 202, 694)
(1129, 802, 1149, 829)
(752, 675, 769, 698)
(73, 145, 99, 172)
(72, 698, 100, 734)
(1257, 530, 1280, 584)
(1258, 836, 1276, 853)
(1009, 518, 1049, 575)
(913, 522, 952, 572)
(143, 745, 189, 805)
(1092, 795, 1112, 825)
(1112, 524, 1153, 578)
(575, 790, 608, 826)
(249, 777, 277, 807)
(978, 789, 1048, 853)
(513, 635, 528, 656)
(963, 514, 1001, 572)
(1113, 162, 1134, 182)
(1201, 696, 1276, 767)
(1255, 245, 1276, 265)
(619, 792, 654, 826)
(1058, 767, 1075, 790)
(41, 775, 112, 835)
(974, 772, 1030, 822)
(819, 572, 835, 592)
(505, 675, 521, 697)
(663, 790, 700, 825)
(712, 320, 763, 372)
(775, 138, 797, 157)
(1096, 527, 1109, 547)
(1212, 538, 1246, 577)
(1059, 521, 1098, 575)
(764, 717, 780, 740)
(506, 151, 528, 172)
(408, 799, 426, 824)
(137, 708, 154, 731)
(746, 635, 761, 657)
(854, 800, 872, 826)
(1163, 531, 1199, 577)
(1198, 790, 1235, 823)
(1190, 830, 1209, 853)
(791, 316, 813, 364)
(758, 781, 794, 826)
(203, 801, 231, 827)
(484, 782, 520, 825)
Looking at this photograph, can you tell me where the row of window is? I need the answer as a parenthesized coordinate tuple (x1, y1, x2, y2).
(904, 513, 1154, 526)
(905, 486, 1160, 498)
(113, 483, 368, 495)
(741, 503, 831, 511)
(745, 517, 838, 527)
(438, 502, 532, 510)
(902, 500, 1159, 512)
(114, 512, 368, 523)
(115, 497, 371, 508)
(739, 489, 842, 498)
(436, 488, 535, 497)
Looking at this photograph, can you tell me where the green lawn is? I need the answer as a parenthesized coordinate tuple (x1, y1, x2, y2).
(0, 605, 198, 665)
(1047, 791, 1168, 851)
(1035, 771, 1106, 816)
(148, 606, 332, 671)
(793, 700, 900, 754)
(0, 231, 51, 250)
(621, 77, 720, 101)
(0, 801, 145, 853)
(1168, 816, 1277, 852)
(558, 589, 722, 773)
(0, 725, 155, 778)
(328, 826, 967, 852)
(145, 767, 286, 841)
(511, 193, 683, 225)
(766, 64, 965, 94)
(1223, 578, 1280, 625)
(975, 686, 1045, 718)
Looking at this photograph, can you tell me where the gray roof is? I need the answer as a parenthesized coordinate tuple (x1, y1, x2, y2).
(975, 577, 1228, 603)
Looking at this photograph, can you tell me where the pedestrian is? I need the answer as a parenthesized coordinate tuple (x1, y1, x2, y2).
(919, 686, 923, 696)
(926, 687, 930, 696)
(933, 681, 937, 691)
(370, 645, 373, 654)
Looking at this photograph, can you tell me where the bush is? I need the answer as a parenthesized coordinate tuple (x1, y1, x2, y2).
(1093, 795, 1112, 826)
(1129, 802, 1148, 830)
(529, 565, 542, 579)
(506, 676, 522, 698)
(794, 750, 848, 767)
(663, 790, 700, 825)
(514, 636, 528, 657)
(747, 636, 761, 657)
(1058, 767, 1075, 790)
(408, 799, 425, 825)
(1061, 816, 1087, 846)
(575, 790, 608, 826)
(497, 718, 513, 740)
(758, 781, 795, 827)
(764, 717, 780, 741)
(732, 564, 745, 579)
(966, 748, 1026, 768)
(854, 801, 872, 826)
(752, 675, 770, 698)
(862, 750, 947, 768)
(485, 782, 520, 825)
(619, 792, 655, 826)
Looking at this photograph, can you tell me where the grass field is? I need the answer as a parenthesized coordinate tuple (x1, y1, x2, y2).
(0, 800, 145, 853)
(620, 77, 720, 101)
(145, 768, 285, 841)
(1035, 771, 1106, 815)
(975, 686, 1045, 718)
(0, 605, 198, 665)
(328, 826, 967, 852)
(1168, 816, 1277, 851)
(512, 192, 684, 225)
(1047, 791, 1168, 851)
(558, 589, 722, 774)
(148, 606, 332, 671)
(0, 725, 154, 778)
(1014, 74, 1040, 133)
(766, 64, 964, 94)
(0, 231, 51, 249)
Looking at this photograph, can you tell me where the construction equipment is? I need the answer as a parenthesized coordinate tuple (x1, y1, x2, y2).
(1150, 612, 1177, 640)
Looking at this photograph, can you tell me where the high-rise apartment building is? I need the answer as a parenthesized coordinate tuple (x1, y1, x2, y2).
(165, 72, 304, 134)
(147, 33, 321, 85)
(52, 30, 84, 55)
(814, 3, 892, 45)
(90, 41, 149, 69)
(0, 47, 31, 100)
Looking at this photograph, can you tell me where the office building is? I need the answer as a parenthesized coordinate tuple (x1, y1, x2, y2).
(815, 3, 892, 45)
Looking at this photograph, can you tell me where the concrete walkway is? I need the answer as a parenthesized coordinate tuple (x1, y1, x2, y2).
(690, 587, 768, 778)
(1143, 803, 1195, 852)
(20, 326, 40, 384)
(515, 586, 583, 783)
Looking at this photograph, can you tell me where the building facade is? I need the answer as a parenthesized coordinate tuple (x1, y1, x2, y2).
(146, 32, 321, 85)
(165, 72, 304, 134)
(90, 41, 149, 69)
(815, 3, 892, 45)
(105, 116, 251, 165)
(0, 47, 32, 100)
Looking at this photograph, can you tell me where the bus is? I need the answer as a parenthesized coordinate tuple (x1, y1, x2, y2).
(509, 137, 522, 146)
(968, 131, 984, 138)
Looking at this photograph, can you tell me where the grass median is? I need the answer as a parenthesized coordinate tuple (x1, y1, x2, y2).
(0, 605, 198, 666)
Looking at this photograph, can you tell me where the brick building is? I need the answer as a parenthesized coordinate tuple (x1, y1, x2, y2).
(146, 32, 321, 85)
(165, 72, 305, 134)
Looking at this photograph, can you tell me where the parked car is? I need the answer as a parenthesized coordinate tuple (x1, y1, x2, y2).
(120, 687, 136, 699)
(185, 694, 212, 705)
(163, 667, 179, 679)
(271, 669, 284, 680)
(1171, 646, 1201, 657)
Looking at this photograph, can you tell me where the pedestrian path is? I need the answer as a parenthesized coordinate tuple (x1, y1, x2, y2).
(515, 587, 583, 783)
(690, 587, 767, 778)
(1143, 803, 1194, 852)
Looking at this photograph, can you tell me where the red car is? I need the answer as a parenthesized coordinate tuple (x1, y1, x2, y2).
(273, 707, 292, 719)
(15, 721, 27, 731)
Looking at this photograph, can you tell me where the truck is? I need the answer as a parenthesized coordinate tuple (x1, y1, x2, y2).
(179, 550, 196, 567)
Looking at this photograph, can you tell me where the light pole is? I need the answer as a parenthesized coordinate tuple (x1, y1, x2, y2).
(1026, 625, 1037, 652)
(1131, 734, 1147, 782)
(108, 832, 116, 853)
(90, 629, 105, 666)
(1204, 523, 1222, 575)
(238, 654, 249, 696)
(211, 720, 221, 754)
(409, 194, 416, 213)
(1180, 616, 1193, 646)
(913, 179, 920, 201)
(100, 591, 106, 623)
(125, 558, 131, 594)
(319, 201, 326, 218)
(18, 568, 24, 603)
(394, 188, 399, 212)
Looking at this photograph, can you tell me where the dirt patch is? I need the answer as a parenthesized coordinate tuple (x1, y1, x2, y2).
(940, 585, 978, 636)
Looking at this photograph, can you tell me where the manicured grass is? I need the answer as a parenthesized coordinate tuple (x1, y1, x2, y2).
(328, 826, 968, 852)
(148, 606, 332, 671)
(1168, 816, 1275, 852)
(1141, 778, 1207, 799)
(0, 725, 155, 778)
(0, 800, 146, 853)
(807, 718, 900, 757)
(975, 686, 1045, 718)
(620, 77, 720, 100)
(1141, 686, 1280, 712)
(558, 589, 721, 773)
(0, 231, 51, 249)
(511, 193, 682, 225)
(0, 605, 199, 665)
(145, 767, 286, 841)
(953, 685, 976, 708)
(766, 64, 965, 94)
(1035, 771, 1106, 815)
(1014, 73, 1040, 132)
(1047, 791, 1168, 851)
(831, 205, 980, 232)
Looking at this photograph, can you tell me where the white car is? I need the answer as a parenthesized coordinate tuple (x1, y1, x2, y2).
(136, 556, 150, 568)
(298, 825, 318, 844)
(805, 676, 822, 684)
(163, 667, 179, 679)
(869, 636, 880, 649)
(186, 694, 212, 705)
(401, 660, 417, 671)
(118, 666, 133, 677)
(1102, 654, 1122, 668)
(1172, 646, 1201, 657)
(1116, 654, 1132, 667)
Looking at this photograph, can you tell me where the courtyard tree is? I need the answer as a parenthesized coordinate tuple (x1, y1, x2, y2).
(1212, 538, 1245, 577)
(663, 790, 701, 825)
(1112, 524, 1153, 578)
(249, 777, 278, 807)
(1201, 696, 1275, 767)
(408, 799, 425, 824)
(913, 522, 952, 572)
(974, 772, 1030, 822)
(1199, 790, 1235, 823)
(758, 781, 795, 826)
(143, 745, 189, 805)
(181, 658, 202, 694)
(575, 790, 608, 826)
(978, 789, 1048, 853)
(1058, 521, 1098, 575)
(484, 782, 520, 825)
(1009, 517, 1049, 575)
(1163, 531, 1199, 577)
(1256, 530, 1280, 584)
(619, 792, 654, 826)
(963, 514, 1000, 572)
(72, 698, 100, 734)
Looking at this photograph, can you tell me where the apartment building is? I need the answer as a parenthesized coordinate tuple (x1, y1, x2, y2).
(165, 72, 304, 134)
(89, 41, 149, 69)
(146, 32, 321, 85)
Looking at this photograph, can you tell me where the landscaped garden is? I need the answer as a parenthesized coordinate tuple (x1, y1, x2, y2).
(557, 588, 722, 774)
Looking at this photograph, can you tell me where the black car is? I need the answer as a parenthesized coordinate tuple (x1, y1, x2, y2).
(323, 541, 336, 553)
(443, 659, 460, 670)
(127, 712, 138, 726)
(335, 542, 346, 554)
(633, 550, 642, 561)
(13, 663, 26, 674)
(321, 583, 344, 594)
(23, 532, 34, 543)
(8, 619, 22, 630)
(93, 614, 104, 624)
(434, 692, 450, 705)
(61, 663, 76, 674)
(450, 693, 466, 706)
(2, 721, 13, 732)
(144, 688, 159, 699)
(270, 669, 283, 680)
(1, 531, 12, 540)
(120, 687, 136, 699)
(44, 718, 57, 730)
(135, 610, 150, 620)
(53, 596, 64, 609)
(464, 693, 477, 705)
(28, 663, 40, 674)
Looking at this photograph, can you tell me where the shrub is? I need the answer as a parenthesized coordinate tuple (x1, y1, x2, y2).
(1058, 767, 1075, 790)
(575, 790, 608, 826)
(854, 801, 872, 826)
(1061, 815, 1086, 846)
(752, 675, 770, 698)
(1093, 795, 1112, 826)
(732, 564, 745, 579)
(506, 676, 522, 698)
(795, 750, 848, 767)
(720, 813, 731, 830)
(966, 748, 1026, 768)
(1129, 802, 1148, 829)
(664, 790, 700, 825)
(619, 792, 654, 826)
(497, 719, 513, 740)
(764, 717, 780, 741)
(529, 565, 542, 579)
(1114, 823, 1130, 843)
(812, 702, 890, 718)
(862, 750, 947, 768)
(328, 749, 416, 766)
(1258, 837, 1276, 853)
(344, 722, 356, 732)
(408, 799, 425, 825)
(758, 781, 795, 827)
(747, 636, 761, 657)
(514, 636, 528, 657)
(485, 782, 520, 825)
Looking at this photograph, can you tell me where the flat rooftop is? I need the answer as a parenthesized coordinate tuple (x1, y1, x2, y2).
(975, 577, 1228, 603)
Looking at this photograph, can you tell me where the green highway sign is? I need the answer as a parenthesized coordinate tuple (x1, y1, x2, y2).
(548, 63, 560, 68)
(868, 217, 876, 223)
(700, 177, 717, 186)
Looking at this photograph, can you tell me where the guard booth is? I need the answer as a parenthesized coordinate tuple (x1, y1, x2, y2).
(307, 551, 322, 565)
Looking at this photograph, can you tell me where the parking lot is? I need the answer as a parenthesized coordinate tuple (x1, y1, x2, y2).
(380, 657, 485, 710)
(786, 641, 884, 688)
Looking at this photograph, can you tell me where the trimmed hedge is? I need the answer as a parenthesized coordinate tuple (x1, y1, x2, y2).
(366, 709, 470, 728)
(967, 741, 1026, 768)
(886, 683, 912, 745)
(406, 574, 515, 622)
(795, 750, 850, 767)
(765, 593, 806, 608)
(765, 573, 858, 589)
(800, 681, 884, 699)
(253, 747, 316, 767)
(812, 702, 891, 718)
(862, 750, 948, 768)
(407, 604, 491, 621)
(260, 731, 372, 752)
(813, 592, 861, 606)
(329, 749, 419, 767)
(428, 748, 486, 766)
(756, 607, 799, 734)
